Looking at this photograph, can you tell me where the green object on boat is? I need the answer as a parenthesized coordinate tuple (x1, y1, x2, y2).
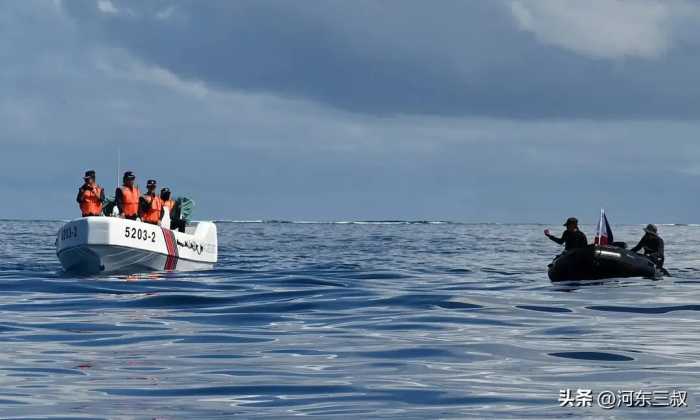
(175, 197, 195, 221)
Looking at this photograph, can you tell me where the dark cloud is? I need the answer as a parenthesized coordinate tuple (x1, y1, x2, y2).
(1, 1, 700, 223)
(60, 0, 700, 119)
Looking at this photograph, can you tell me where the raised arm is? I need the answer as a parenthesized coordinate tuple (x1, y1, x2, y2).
(545, 230, 565, 245)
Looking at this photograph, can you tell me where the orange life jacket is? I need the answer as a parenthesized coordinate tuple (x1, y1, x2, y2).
(162, 199, 175, 213)
(79, 185, 102, 217)
(119, 186, 140, 218)
(140, 195, 163, 224)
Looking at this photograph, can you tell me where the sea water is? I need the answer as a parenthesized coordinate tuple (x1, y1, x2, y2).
(0, 220, 699, 418)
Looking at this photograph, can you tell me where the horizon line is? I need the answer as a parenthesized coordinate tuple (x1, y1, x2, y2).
(0, 218, 696, 227)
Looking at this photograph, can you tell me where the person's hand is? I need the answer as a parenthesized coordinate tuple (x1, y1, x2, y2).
(544, 229, 550, 236)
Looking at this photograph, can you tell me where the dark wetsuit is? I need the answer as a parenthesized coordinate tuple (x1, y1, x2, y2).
(631, 234, 665, 268)
(547, 230, 588, 251)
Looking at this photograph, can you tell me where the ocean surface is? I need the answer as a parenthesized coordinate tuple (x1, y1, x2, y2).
(1, 220, 699, 419)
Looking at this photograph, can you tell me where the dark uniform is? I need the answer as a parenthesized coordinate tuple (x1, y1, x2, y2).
(546, 217, 588, 251)
(547, 229, 588, 251)
(631, 224, 665, 269)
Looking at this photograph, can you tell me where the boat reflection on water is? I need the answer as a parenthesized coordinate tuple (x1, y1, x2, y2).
(124, 272, 165, 282)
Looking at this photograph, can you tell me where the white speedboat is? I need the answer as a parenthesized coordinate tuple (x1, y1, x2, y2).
(56, 217, 218, 274)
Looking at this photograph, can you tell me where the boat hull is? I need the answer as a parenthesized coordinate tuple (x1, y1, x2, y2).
(56, 217, 217, 275)
(548, 245, 657, 282)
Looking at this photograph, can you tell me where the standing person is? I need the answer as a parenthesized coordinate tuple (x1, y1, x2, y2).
(139, 179, 163, 225)
(115, 171, 140, 220)
(160, 188, 175, 216)
(160, 187, 175, 229)
(545, 217, 588, 251)
(76, 170, 104, 217)
(165, 191, 187, 233)
(631, 224, 667, 273)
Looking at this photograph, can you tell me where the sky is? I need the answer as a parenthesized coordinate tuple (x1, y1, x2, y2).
(3, 0, 700, 223)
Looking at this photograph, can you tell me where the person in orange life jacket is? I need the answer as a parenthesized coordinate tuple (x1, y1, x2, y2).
(115, 171, 140, 220)
(139, 179, 163, 225)
(161, 187, 185, 232)
(160, 188, 175, 216)
(76, 170, 104, 217)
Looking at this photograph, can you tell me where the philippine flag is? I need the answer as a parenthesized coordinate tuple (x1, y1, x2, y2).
(594, 208, 614, 246)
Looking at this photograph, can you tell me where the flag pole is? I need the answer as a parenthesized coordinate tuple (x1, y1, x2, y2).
(600, 208, 604, 240)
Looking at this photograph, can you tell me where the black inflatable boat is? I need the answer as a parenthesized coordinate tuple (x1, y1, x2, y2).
(548, 244, 658, 282)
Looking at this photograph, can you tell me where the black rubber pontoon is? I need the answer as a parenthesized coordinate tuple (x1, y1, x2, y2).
(548, 244, 657, 282)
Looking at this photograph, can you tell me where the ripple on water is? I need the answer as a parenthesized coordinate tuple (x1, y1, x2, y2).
(548, 351, 635, 362)
(0, 221, 699, 418)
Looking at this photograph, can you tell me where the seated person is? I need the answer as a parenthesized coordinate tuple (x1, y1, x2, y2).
(631, 224, 665, 270)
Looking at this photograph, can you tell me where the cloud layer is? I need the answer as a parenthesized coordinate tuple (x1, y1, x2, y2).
(510, 0, 672, 59)
(1, 1, 700, 223)
(58, 0, 700, 119)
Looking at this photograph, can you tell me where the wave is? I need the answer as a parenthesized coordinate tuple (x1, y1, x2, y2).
(214, 220, 453, 225)
(338, 220, 451, 225)
(213, 220, 265, 223)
